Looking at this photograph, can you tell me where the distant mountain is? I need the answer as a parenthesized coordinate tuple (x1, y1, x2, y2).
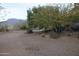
(6, 18, 26, 25)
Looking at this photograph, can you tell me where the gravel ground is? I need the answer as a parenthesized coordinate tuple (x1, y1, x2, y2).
(0, 30, 79, 56)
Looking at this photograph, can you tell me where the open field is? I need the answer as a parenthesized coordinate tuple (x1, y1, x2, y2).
(0, 30, 79, 56)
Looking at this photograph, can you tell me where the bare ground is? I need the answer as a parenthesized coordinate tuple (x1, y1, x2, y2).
(0, 30, 79, 56)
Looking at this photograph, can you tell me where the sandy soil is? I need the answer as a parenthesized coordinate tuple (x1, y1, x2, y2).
(0, 30, 79, 56)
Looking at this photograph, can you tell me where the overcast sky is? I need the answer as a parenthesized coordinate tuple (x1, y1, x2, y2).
(0, 3, 47, 22)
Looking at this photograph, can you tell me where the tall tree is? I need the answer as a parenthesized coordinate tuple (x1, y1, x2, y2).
(27, 3, 74, 32)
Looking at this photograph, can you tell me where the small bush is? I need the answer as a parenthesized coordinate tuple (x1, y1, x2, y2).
(20, 26, 27, 30)
(41, 33, 46, 37)
(49, 31, 60, 39)
(0, 28, 9, 32)
(27, 29, 33, 33)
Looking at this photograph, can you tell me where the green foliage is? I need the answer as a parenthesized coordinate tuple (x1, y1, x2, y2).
(0, 27, 9, 32)
(14, 22, 28, 30)
(27, 3, 79, 33)
(19, 24, 28, 30)
(68, 9, 79, 23)
(27, 4, 69, 30)
(0, 23, 9, 32)
(0, 5, 8, 32)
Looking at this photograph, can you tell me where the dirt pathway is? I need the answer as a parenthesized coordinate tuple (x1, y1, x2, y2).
(0, 31, 28, 56)
(0, 31, 79, 56)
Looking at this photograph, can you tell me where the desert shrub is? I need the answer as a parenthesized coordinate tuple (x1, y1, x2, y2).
(19, 25, 28, 30)
(27, 29, 33, 33)
(26, 3, 79, 38)
(49, 31, 61, 39)
(0, 27, 9, 32)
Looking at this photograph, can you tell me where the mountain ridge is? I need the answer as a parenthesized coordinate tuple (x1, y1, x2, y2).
(5, 18, 26, 25)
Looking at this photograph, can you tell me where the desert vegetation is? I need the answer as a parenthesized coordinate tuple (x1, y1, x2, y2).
(0, 3, 79, 38)
(26, 3, 79, 38)
(0, 5, 9, 32)
(0, 3, 79, 56)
